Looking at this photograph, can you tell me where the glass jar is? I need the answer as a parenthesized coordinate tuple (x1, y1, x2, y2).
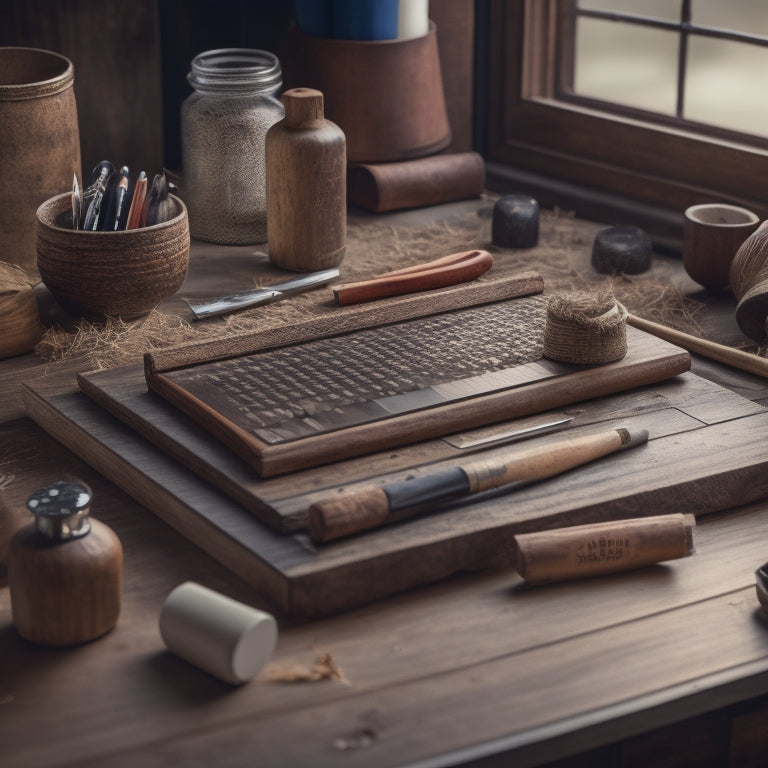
(181, 48, 283, 244)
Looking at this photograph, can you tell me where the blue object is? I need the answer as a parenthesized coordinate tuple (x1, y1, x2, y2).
(333, 0, 399, 40)
(295, 0, 333, 38)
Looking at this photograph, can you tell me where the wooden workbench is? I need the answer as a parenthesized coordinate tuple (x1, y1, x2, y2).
(2, 200, 768, 767)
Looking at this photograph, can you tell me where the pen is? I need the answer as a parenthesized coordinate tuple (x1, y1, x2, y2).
(83, 165, 110, 231)
(71, 174, 81, 230)
(111, 166, 130, 230)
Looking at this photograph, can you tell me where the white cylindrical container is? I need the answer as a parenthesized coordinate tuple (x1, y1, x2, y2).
(398, 0, 429, 39)
(159, 581, 277, 685)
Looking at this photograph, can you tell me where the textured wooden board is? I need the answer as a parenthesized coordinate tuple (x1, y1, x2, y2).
(24, 367, 768, 621)
(79, 324, 689, 531)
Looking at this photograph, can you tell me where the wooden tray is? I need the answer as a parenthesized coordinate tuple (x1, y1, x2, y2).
(24, 369, 768, 621)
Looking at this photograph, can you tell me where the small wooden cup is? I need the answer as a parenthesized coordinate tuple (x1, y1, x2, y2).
(36, 192, 190, 319)
(683, 203, 759, 291)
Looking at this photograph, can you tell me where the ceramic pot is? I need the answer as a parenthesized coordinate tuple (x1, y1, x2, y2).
(290, 23, 450, 163)
(0, 47, 81, 274)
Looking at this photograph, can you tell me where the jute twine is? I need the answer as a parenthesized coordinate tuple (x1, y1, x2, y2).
(542, 292, 628, 365)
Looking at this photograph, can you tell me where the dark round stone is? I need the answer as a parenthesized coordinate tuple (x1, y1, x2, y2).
(591, 226, 652, 275)
(492, 194, 540, 248)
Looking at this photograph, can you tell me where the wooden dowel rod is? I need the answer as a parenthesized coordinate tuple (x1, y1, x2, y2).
(513, 513, 696, 584)
(627, 314, 768, 378)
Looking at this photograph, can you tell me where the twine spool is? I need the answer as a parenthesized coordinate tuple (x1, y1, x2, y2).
(729, 220, 768, 342)
(0, 261, 44, 359)
(542, 293, 628, 365)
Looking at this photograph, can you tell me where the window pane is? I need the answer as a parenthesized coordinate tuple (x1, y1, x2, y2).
(685, 36, 768, 136)
(577, 0, 680, 21)
(574, 18, 679, 114)
(691, 0, 768, 36)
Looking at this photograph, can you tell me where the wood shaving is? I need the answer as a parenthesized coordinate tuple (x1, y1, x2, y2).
(262, 652, 347, 684)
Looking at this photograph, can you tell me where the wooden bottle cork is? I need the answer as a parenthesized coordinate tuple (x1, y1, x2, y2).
(266, 88, 346, 272)
(7, 481, 123, 646)
(513, 513, 695, 584)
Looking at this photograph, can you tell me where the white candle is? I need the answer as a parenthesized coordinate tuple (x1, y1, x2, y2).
(398, 0, 429, 39)
(159, 582, 278, 685)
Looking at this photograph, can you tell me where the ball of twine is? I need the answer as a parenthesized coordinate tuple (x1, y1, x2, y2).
(542, 292, 628, 365)
(729, 220, 768, 341)
(0, 261, 45, 359)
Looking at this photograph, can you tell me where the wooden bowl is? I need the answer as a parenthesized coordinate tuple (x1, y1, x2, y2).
(36, 193, 189, 319)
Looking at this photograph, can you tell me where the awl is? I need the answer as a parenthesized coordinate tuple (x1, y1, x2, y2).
(187, 267, 340, 320)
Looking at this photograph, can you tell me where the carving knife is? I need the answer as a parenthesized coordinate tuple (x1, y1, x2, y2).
(307, 426, 649, 543)
(186, 267, 340, 320)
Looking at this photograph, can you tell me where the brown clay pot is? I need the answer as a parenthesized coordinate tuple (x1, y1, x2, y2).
(36, 193, 190, 319)
(0, 47, 81, 275)
(289, 23, 451, 163)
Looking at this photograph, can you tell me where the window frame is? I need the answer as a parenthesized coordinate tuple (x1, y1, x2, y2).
(481, 0, 768, 245)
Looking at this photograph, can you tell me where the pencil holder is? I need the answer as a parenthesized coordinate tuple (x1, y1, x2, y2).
(36, 192, 190, 319)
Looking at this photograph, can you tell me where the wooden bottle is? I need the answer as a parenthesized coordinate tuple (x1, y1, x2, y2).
(265, 88, 346, 271)
(7, 480, 123, 646)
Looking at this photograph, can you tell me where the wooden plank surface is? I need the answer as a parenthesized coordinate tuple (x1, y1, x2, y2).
(3, 411, 768, 768)
(22, 367, 768, 620)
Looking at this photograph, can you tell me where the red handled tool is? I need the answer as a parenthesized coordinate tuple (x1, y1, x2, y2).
(333, 249, 493, 305)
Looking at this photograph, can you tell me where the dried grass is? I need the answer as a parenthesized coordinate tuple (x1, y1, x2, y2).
(32, 196, 709, 367)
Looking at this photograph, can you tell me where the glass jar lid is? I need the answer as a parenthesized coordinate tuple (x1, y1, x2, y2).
(188, 48, 282, 96)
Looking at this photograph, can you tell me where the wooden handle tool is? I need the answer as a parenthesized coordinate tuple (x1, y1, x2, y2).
(627, 313, 768, 378)
(333, 249, 493, 305)
(307, 426, 649, 543)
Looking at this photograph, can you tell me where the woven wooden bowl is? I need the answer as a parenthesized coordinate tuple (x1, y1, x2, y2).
(36, 192, 189, 319)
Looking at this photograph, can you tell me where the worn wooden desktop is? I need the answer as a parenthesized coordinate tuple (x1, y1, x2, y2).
(2, 201, 768, 767)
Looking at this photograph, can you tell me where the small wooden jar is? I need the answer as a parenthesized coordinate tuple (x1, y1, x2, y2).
(266, 88, 346, 271)
(7, 480, 123, 646)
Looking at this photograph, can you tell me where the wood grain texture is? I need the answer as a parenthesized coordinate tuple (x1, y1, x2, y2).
(265, 88, 346, 272)
(22, 366, 768, 621)
(140, 310, 689, 478)
(147, 271, 545, 372)
(7, 519, 122, 646)
(0, 0, 163, 178)
(3, 417, 768, 768)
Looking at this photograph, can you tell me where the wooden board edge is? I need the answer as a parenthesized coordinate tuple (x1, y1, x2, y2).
(21, 383, 294, 617)
(145, 270, 544, 374)
(76, 371, 295, 533)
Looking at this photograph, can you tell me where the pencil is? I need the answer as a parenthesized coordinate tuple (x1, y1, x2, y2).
(125, 171, 147, 230)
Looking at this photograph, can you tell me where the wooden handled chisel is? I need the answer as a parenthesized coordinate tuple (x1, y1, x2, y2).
(307, 426, 649, 544)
